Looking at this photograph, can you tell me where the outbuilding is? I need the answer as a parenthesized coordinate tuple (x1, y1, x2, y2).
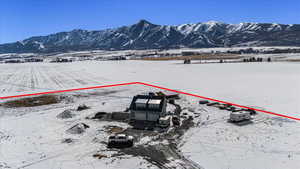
(129, 94, 167, 122)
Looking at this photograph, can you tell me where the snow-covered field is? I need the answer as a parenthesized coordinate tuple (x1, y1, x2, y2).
(0, 59, 300, 169)
(0, 60, 299, 117)
(180, 98, 300, 169)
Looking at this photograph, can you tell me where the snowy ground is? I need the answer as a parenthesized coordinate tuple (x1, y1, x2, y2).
(0, 85, 300, 169)
(0, 86, 161, 169)
(179, 97, 300, 169)
(0, 58, 300, 169)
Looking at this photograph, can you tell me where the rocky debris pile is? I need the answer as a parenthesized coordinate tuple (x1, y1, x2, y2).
(57, 109, 75, 119)
(77, 104, 89, 111)
(0, 131, 11, 141)
(61, 138, 76, 144)
(66, 123, 90, 134)
(0, 162, 10, 169)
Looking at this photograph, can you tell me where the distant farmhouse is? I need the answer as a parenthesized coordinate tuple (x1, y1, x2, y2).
(51, 57, 74, 63)
(24, 58, 44, 62)
(4, 59, 24, 63)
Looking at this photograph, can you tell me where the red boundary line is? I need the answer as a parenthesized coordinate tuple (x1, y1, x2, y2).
(1, 81, 299, 121)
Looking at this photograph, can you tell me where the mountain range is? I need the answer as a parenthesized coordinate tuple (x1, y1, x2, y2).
(1, 19, 300, 53)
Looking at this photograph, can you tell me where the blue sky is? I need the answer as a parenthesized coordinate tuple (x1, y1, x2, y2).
(1, 0, 299, 44)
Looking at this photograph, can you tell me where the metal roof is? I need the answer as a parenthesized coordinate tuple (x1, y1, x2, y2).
(148, 99, 162, 105)
(135, 98, 148, 104)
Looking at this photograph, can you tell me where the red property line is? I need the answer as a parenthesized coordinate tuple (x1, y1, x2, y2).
(0, 81, 299, 121)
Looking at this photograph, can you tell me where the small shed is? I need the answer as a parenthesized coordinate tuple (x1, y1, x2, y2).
(129, 94, 167, 122)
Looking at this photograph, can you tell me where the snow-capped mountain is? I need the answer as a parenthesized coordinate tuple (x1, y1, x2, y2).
(1, 19, 300, 53)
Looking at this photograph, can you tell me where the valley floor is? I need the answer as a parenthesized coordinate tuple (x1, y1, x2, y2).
(0, 60, 299, 169)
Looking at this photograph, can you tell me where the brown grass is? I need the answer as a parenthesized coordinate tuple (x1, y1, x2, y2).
(1, 95, 60, 108)
(286, 59, 300, 62)
(93, 153, 108, 159)
(137, 54, 241, 61)
(105, 125, 124, 134)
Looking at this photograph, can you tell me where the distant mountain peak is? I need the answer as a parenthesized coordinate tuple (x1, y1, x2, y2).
(134, 19, 156, 28)
(205, 20, 224, 25)
(137, 19, 152, 24)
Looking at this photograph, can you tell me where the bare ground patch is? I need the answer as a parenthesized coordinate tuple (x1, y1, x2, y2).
(118, 118, 201, 169)
(0, 95, 61, 108)
(285, 59, 300, 62)
(104, 125, 125, 134)
(0, 89, 122, 108)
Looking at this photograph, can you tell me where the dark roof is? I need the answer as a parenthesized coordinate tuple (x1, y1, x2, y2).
(129, 94, 166, 112)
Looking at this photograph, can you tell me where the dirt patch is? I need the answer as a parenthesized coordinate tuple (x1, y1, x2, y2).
(286, 59, 300, 62)
(104, 125, 124, 134)
(121, 123, 198, 169)
(121, 145, 170, 167)
(118, 102, 201, 169)
(93, 153, 108, 159)
(96, 99, 200, 168)
(1, 95, 61, 108)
